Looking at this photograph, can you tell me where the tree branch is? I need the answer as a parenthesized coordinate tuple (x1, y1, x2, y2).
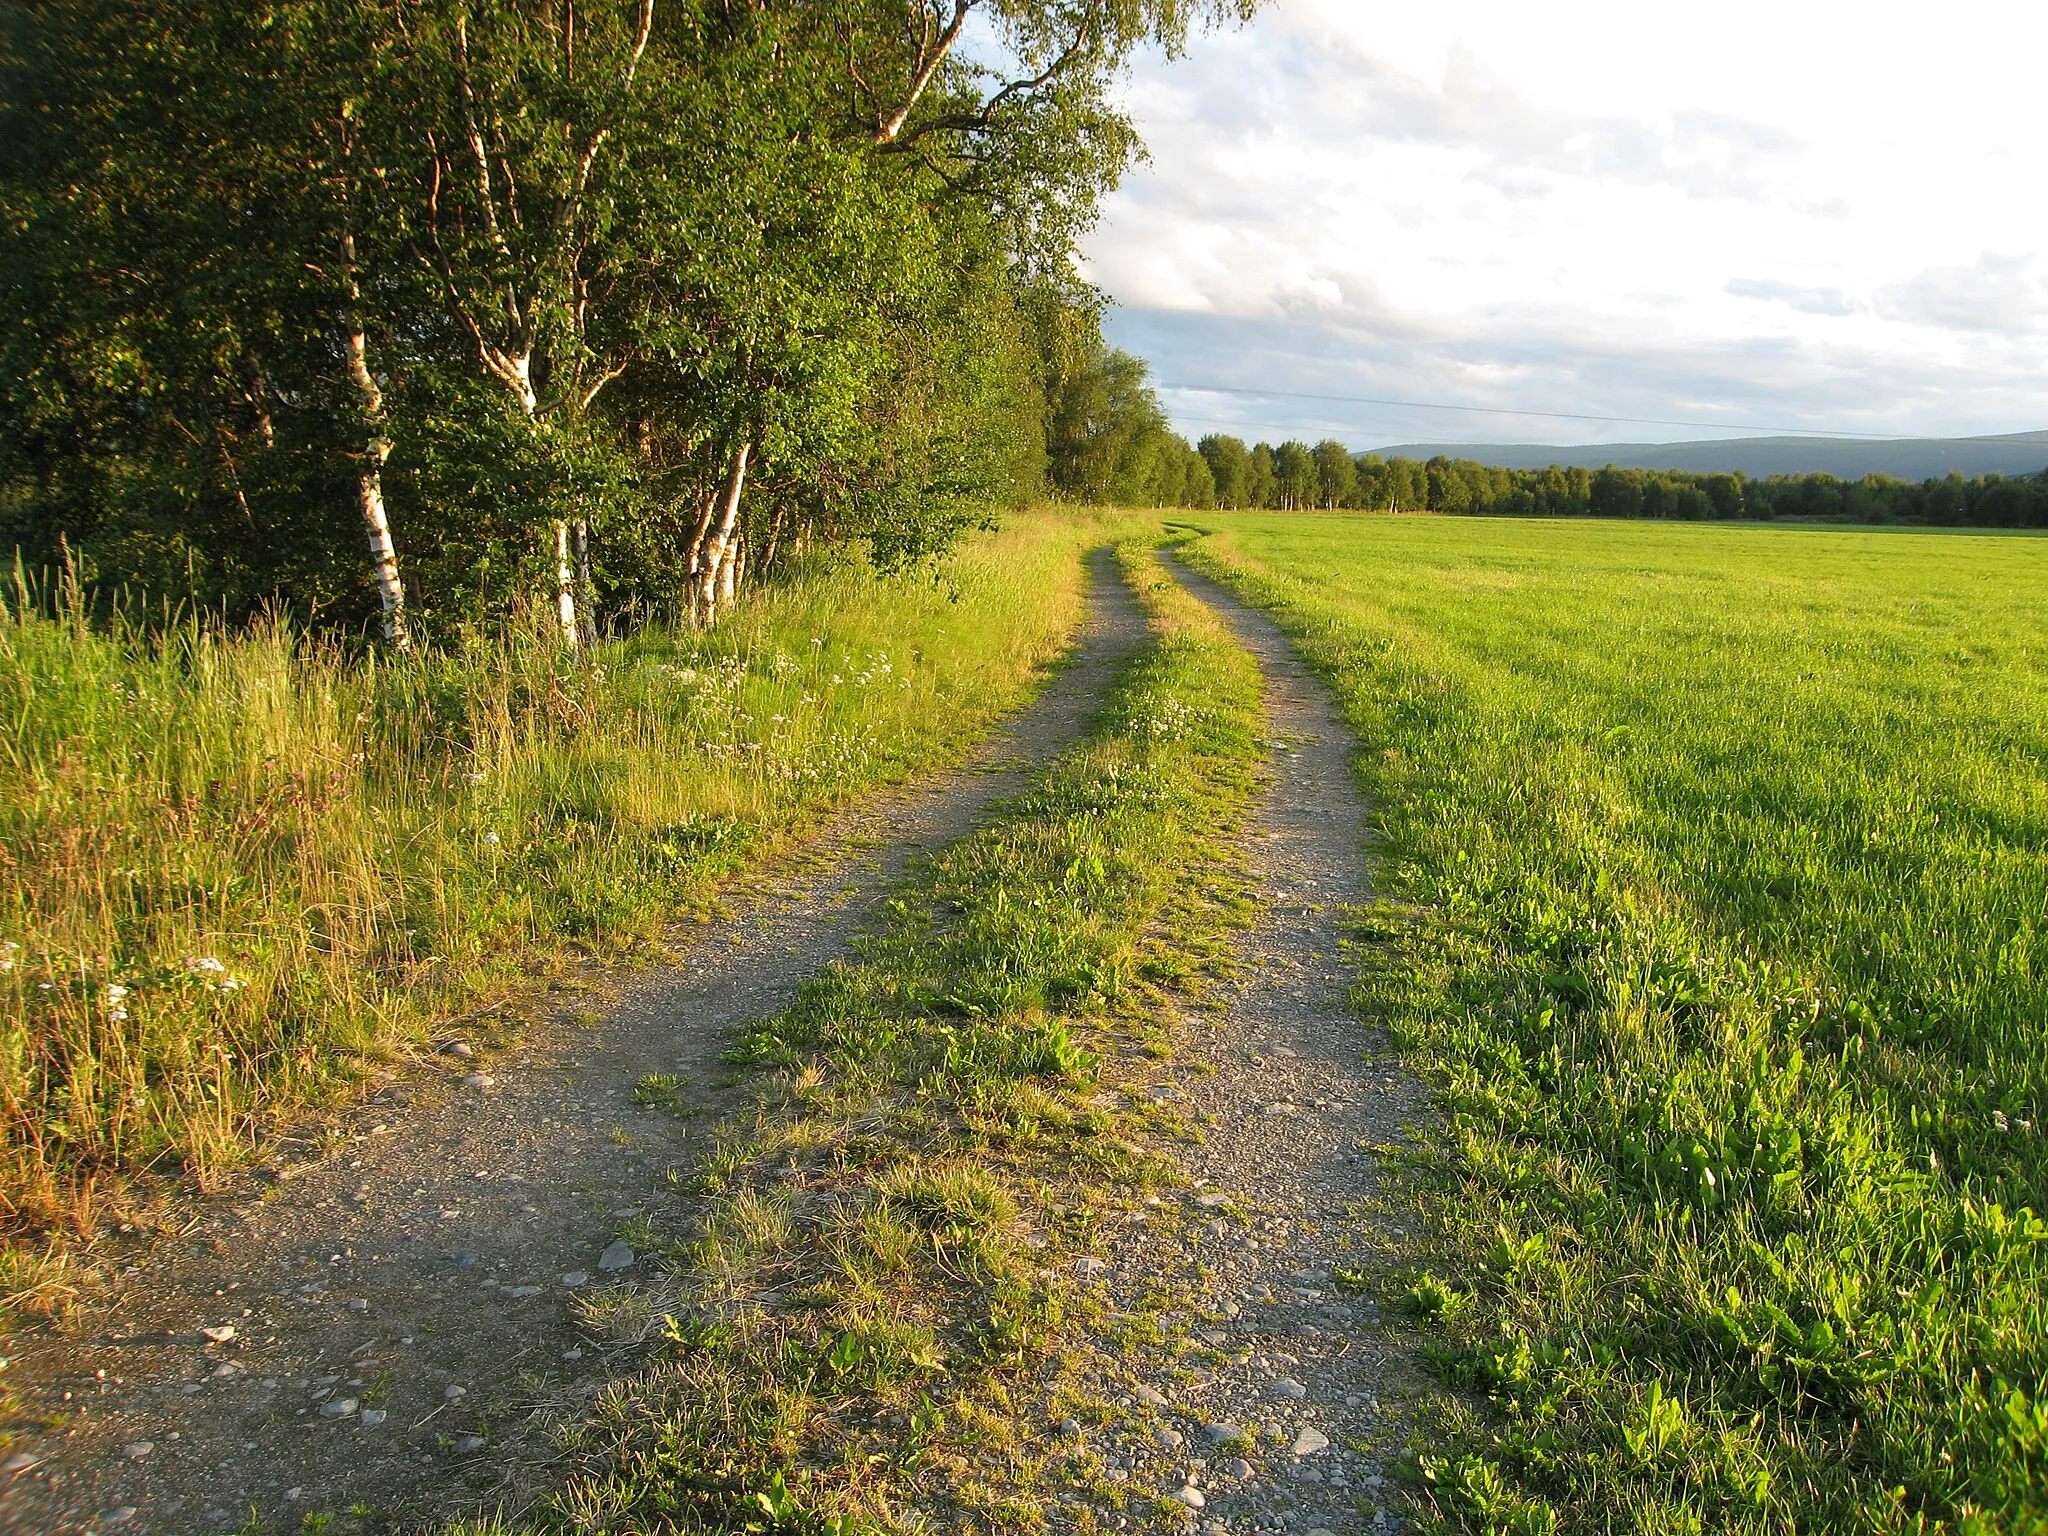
(875, 0, 973, 144)
(877, 12, 1094, 154)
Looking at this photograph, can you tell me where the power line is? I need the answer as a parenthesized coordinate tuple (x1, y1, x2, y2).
(1156, 380, 2045, 445)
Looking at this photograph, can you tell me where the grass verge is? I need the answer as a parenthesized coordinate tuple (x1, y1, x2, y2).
(1179, 515, 2048, 1535)
(493, 542, 1264, 1534)
(0, 513, 1132, 1249)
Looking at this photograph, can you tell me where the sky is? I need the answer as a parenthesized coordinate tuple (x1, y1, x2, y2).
(1080, 0, 2048, 449)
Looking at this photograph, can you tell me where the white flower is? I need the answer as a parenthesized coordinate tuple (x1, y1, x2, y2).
(464, 771, 487, 785)
(484, 832, 501, 845)
(182, 957, 227, 975)
(105, 984, 129, 1003)
(219, 978, 244, 992)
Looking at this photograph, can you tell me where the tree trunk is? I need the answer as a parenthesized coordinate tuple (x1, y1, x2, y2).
(761, 503, 788, 573)
(554, 519, 580, 647)
(720, 534, 742, 607)
(572, 518, 598, 648)
(343, 315, 409, 651)
(358, 458, 408, 650)
(693, 439, 750, 626)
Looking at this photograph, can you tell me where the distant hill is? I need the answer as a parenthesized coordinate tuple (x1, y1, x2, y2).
(1369, 430, 2048, 481)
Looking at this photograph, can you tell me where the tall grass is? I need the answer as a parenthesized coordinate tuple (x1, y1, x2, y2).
(1185, 515, 2048, 1534)
(0, 515, 1115, 1236)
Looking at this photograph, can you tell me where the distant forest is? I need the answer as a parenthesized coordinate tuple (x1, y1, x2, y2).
(1184, 434, 2048, 527)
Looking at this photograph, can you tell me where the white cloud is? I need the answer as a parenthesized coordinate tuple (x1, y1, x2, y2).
(1083, 0, 2048, 445)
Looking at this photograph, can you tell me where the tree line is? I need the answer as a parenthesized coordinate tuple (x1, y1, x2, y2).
(1191, 435, 2048, 527)
(0, 0, 1258, 645)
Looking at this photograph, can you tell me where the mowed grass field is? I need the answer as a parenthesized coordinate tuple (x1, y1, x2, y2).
(1185, 515, 2048, 1533)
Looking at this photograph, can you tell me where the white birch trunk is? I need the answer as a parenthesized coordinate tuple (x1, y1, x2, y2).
(694, 440, 750, 626)
(554, 519, 580, 647)
(344, 316, 409, 651)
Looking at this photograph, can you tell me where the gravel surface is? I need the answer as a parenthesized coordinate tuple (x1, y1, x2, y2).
(1046, 556, 1431, 1536)
(0, 552, 1150, 1536)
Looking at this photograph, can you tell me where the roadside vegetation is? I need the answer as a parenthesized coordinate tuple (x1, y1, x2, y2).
(0, 516, 1127, 1242)
(1184, 514, 2048, 1533)
(504, 542, 1264, 1533)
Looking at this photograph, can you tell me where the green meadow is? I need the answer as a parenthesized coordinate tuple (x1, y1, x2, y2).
(1184, 515, 2048, 1533)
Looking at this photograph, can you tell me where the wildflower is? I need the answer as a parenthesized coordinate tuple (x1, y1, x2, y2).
(219, 978, 244, 992)
(0, 941, 17, 972)
(484, 832, 501, 846)
(183, 957, 227, 975)
(1993, 1110, 2011, 1132)
(464, 771, 487, 785)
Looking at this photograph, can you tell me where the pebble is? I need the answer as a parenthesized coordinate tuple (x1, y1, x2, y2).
(200, 1324, 237, 1343)
(1155, 1428, 1185, 1450)
(1201, 1423, 1245, 1444)
(1292, 1427, 1331, 1455)
(104, 1508, 137, 1525)
(1194, 1192, 1232, 1208)
(453, 1435, 486, 1454)
(1058, 1418, 1082, 1438)
(210, 1363, 241, 1378)
(0, 1453, 39, 1473)
(440, 1040, 476, 1058)
(1270, 1379, 1307, 1399)
(123, 1442, 154, 1460)
(1074, 1257, 1108, 1277)
(501, 1284, 543, 1299)
(448, 1251, 479, 1267)
(443, 1384, 468, 1401)
(360, 1409, 387, 1427)
(1134, 1385, 1169, 1410)
(318, 1398, 359, 1419)
(348, 1299, 370, 1313)
(1173, 1487, 1206, 1509)
(1221, 1457, 1254, 1479)
(461, 1073, 493, 1089)
(561, 1270, 589, 1288)
(1262, 1103, 1297, 1116)
(597, 1241, 636, 1271)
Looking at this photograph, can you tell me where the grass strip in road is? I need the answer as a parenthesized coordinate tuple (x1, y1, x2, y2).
(496, 544, 1264, 1534)
(0, 512, 1131, 1267)
(1180, 516, 2048, 1536)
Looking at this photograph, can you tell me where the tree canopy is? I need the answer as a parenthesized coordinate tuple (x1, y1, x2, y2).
(0, 0, 1257, 638)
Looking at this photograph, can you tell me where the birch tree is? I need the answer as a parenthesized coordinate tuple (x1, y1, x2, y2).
(379, 0, 657, 647)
